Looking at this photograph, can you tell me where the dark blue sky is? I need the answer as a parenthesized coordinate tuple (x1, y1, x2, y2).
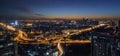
(0, 0, 120, 17)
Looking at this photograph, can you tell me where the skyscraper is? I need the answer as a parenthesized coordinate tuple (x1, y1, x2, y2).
(0, 26, 15, 56)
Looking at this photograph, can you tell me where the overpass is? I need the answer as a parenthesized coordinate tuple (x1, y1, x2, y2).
(0, 23, 109, 44)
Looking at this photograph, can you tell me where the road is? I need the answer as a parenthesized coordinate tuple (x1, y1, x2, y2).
(0, 23, 109, 56)
(0, 23, 109, 45)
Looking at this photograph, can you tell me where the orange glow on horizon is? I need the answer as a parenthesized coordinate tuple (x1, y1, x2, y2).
(23, 15, 120, 19)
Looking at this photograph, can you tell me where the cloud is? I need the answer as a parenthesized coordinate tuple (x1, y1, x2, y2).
(34, 14, 45, 16)
(16, 6, 32, 14)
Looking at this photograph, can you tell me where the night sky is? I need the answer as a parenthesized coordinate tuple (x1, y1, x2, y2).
(0, 0, 120, 18)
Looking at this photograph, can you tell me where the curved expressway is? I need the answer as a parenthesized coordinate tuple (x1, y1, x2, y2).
(0, 23, 109, 44)
(0, 23, 34, 42)
(57, 42, 64, 56)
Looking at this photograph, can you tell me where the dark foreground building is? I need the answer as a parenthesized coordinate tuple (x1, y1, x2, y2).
(0, 26, 15, 56)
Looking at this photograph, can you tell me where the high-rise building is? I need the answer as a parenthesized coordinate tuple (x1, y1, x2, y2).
(0, 26, 15, 56)
(92, 33, 119, 56)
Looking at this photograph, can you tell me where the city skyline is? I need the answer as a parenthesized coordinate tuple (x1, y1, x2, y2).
(1, 0, 120, 56)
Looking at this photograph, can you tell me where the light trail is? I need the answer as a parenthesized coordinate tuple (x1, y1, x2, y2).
(0, 23, 109, 45)
(57, 42, 64, 56)
(0, 23, 33, 42)
(0, 23, 16, 31)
